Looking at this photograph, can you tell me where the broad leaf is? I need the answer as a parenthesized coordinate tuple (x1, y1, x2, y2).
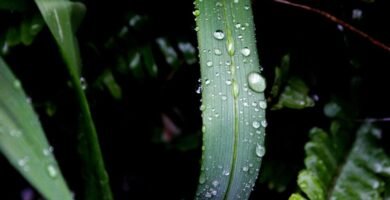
(290, 122, 390, 200)
(0, 57, 72, 199)
(194, 0, 267, 199)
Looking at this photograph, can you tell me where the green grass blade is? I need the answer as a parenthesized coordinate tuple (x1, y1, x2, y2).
(33, 1, 113, 199)
(194, 0, 267, 199)
(0, 57, 72, 200)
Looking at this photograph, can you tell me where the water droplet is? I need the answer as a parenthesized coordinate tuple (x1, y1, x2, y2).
(212, 180, 219, 187)
(247, 72, 266, 93)
(223, 169, 230, 176)
(225, 80, 232, 85)
(199, 173, 206, 184)
(244, 5, 250, 10)
(196, 86, 201, 94)
(241, 47, 251, 57)
(234, 0, 239, 3)
(233, 82, 240, 97)
(252, 121, 260, 129)
(255, 143, 265, 157)
(261, 120, 268, 127)
(200, 105, 206, 111)
(43, 146, 54, 156)
(18, 157, 29, 167)
(205, 79, 210, 85)
(227, 41, 234, 56)
(235, 23, 241, 28)
(193, 10, 200, 17)
(259, 101, 267, 109)
(80, 77, 87, 90)
(213, 30, 225, 40)
(214, 49, 222, 55)
(13, 80, 21, 89)
(47, 164, 58, 178)
(242, 166, 249, 172)
(10, 129, 22, 137)
(221, 96, 227, 101)
(206, 61, 213, 67)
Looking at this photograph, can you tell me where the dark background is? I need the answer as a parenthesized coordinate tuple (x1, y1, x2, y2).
(1, 0, 389, 199)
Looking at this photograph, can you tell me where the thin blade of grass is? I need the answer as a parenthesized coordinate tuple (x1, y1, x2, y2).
(33, 1, 113, 199)
(0, 57, 72, 200)
(194, 0, 267, 199)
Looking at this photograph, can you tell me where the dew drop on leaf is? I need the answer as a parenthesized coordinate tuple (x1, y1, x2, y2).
(255, 143, 265, 157)
(247, 72, 266, 93)
(252, 121, 260, 129)
(241, 47, 251, 57)
(213, 30, 225, 40)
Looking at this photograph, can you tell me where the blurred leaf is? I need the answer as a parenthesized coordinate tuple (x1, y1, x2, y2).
(271, 54, 290, 98)
(273, 77, 314, 110)
(195, 0, 267, 199)
(0, 0, 30, 11)
(289, 193, 306, 200)
(291, 122, 390, 199)
(0, 14, 44, 55)
(96, 70, 122, 100)
(33, 0, 113, 199)
(178, 41, 197, 65)
(0, 57, 72, 199)
(141, 45, 158, 77)
(156, 37, 180, 69)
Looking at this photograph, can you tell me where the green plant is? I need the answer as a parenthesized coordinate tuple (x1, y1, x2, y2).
(194, 0, 267, 199)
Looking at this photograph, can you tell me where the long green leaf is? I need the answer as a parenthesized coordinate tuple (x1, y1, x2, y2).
(194, 0, 267, 199)
(290, 122, 390, 200)
(0, 57, 72, 199)
(33, 1, 113, 199)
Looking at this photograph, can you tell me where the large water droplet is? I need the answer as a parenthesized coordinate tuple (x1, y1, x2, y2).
(227, 41, 234, 56)
(261, 120, 268, 127)
(13, 80, 21, 89)
(247, 72, 266, 93)
(241, 47, 251, 57)
(252, 121, 260, 129)
(233, 83, 240, 97)
(255, 143, 265, 157)
(47, 164, 58, 178)
(213, 30, 225, 40)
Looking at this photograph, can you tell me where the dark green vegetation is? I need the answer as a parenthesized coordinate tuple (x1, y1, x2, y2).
(1, 0, 390, 199)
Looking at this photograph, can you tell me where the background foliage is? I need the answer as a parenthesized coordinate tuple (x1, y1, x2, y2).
(0, 0, 389, 199)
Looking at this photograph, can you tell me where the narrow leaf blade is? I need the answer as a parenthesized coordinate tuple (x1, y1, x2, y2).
(195, 0, 267, 199)
(0, 57, 72, 200)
